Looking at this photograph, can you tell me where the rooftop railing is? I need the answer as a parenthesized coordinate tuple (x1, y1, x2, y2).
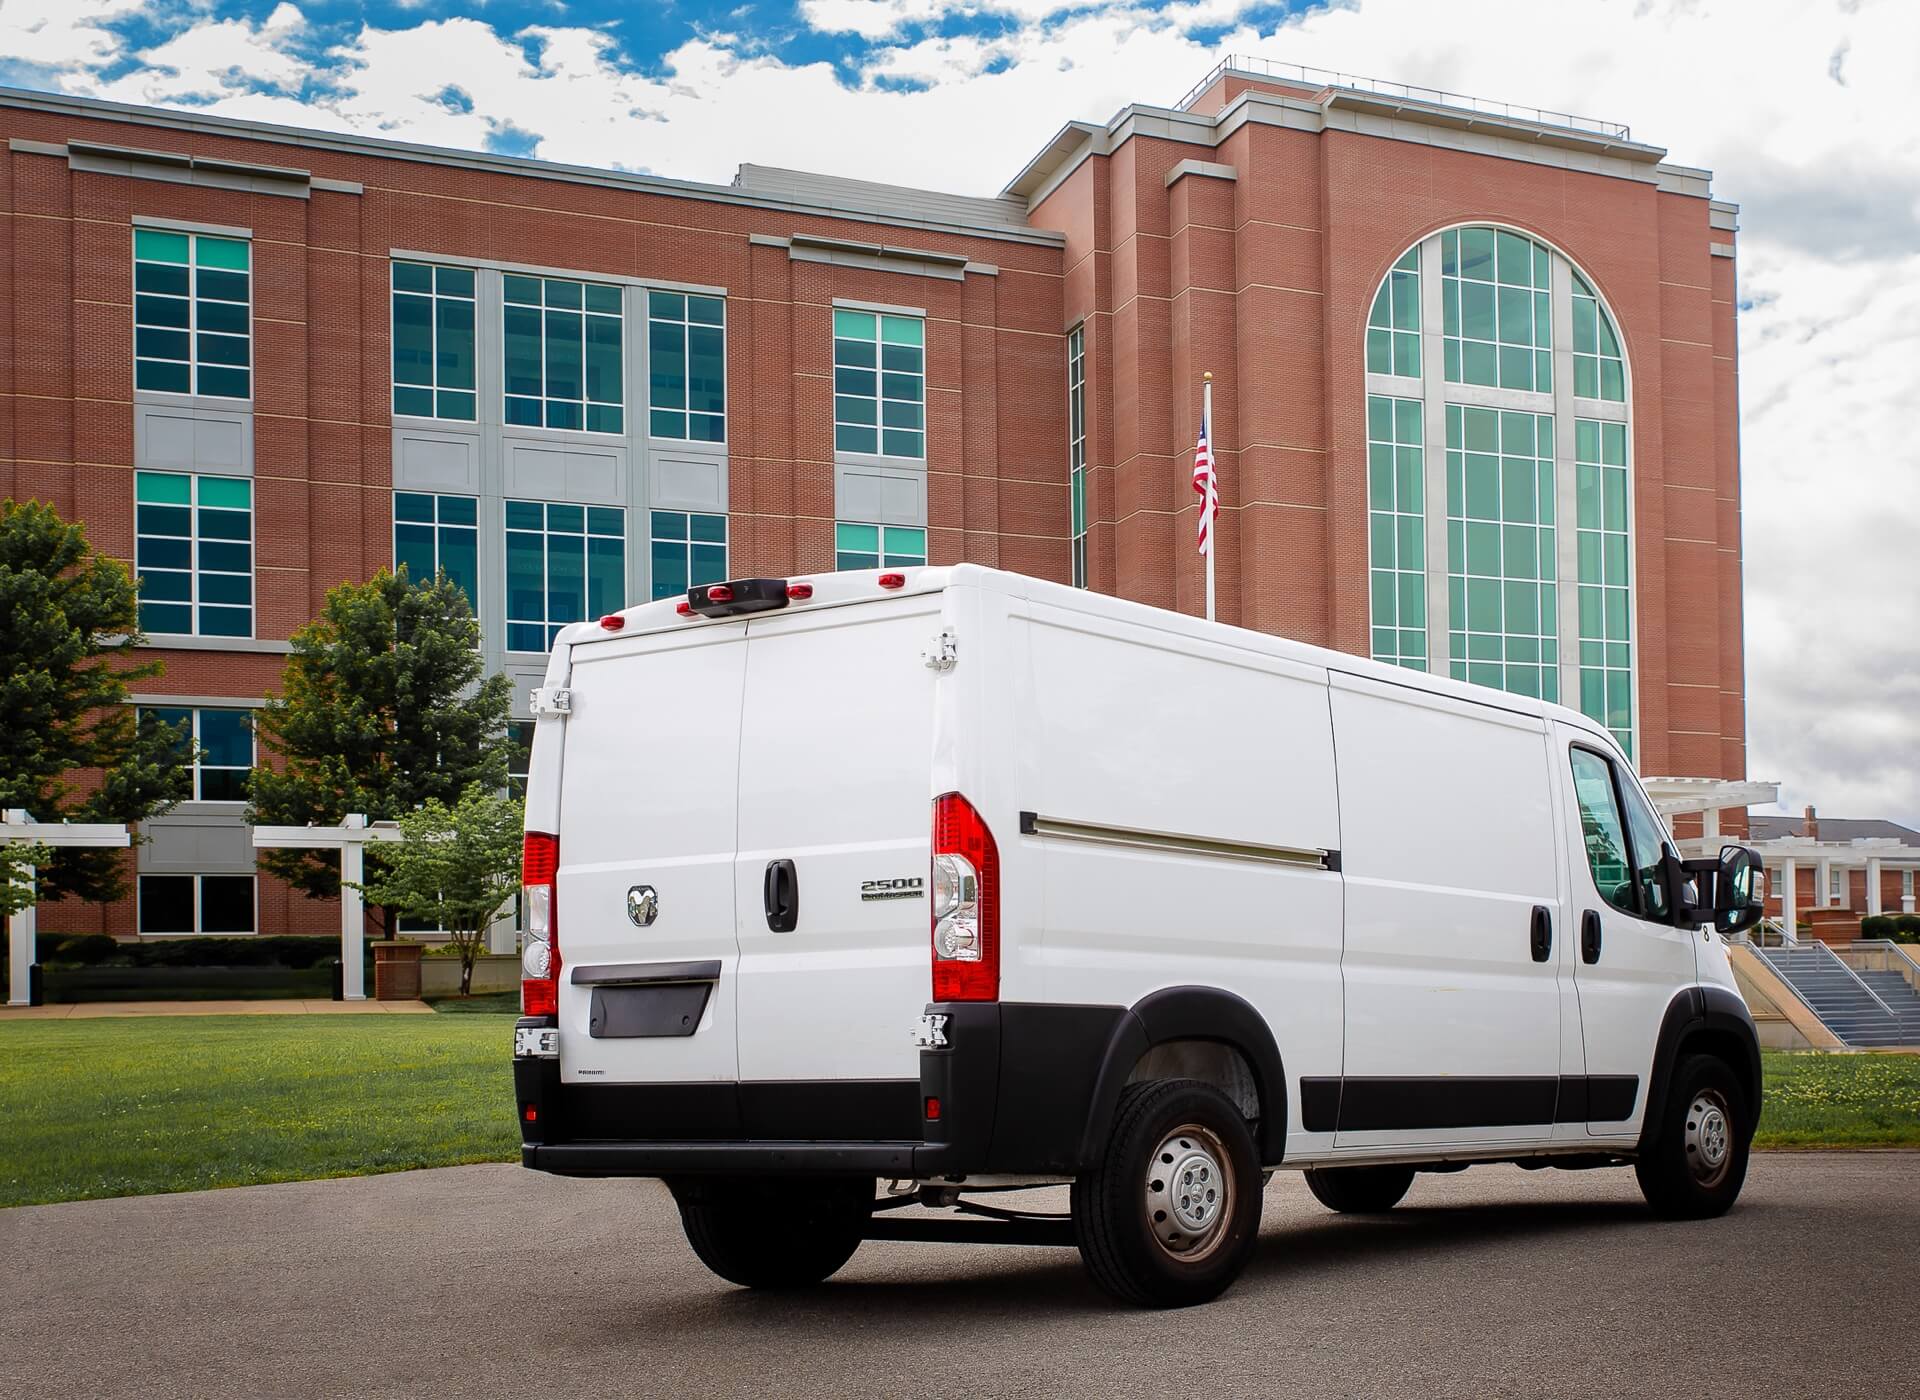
(1174, 55, 1631, 142)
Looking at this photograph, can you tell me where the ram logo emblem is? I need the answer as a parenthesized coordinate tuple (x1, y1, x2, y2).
(626, 885, 659, 927)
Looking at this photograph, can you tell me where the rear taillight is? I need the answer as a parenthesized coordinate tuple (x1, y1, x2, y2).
(521, 831, 560, 1016)
(931, 793, 999, 1002)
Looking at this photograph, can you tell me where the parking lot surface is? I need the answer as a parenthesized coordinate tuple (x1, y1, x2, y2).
(2, 1152, 1912, 1398)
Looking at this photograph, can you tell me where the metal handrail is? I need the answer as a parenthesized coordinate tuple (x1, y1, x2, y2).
(1749, 944, 1842, 1032)
(1172, 55, 1632, 140)
(1832, 940, 1920, 996)
(1811, 939, 1899, 1021)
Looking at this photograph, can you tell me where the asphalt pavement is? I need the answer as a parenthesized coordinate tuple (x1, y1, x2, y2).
(2, 1153, 1913, 1399)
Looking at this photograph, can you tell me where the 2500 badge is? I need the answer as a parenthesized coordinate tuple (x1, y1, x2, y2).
(860, 877, 925, 902)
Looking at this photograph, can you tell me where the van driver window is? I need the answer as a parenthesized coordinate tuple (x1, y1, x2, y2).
(1618, 775, 1673, 921)
(1570, 749, 1637, 916)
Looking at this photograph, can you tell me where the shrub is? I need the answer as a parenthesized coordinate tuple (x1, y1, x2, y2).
(1892, 913, 1920, 944)
(125, 935, 338, 969)
(49, 932, 120, 965)
(1861, 914, 1897, 939)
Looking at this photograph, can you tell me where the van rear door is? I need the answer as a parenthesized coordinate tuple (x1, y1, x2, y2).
(556, 624, 746, 1084)
(732, 592, 943, 1090)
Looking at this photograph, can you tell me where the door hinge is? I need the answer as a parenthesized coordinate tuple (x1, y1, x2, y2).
(921, 628, 958, 672)
(529, 686, 573, 716)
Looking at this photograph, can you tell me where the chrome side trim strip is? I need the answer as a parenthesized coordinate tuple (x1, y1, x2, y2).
(1017, 811, 1337, 871)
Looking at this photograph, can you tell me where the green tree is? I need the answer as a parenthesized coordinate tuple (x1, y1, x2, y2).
(0, 499, 192, 906)
(355, 786, 523, 995)
(249, 569, 513, 936)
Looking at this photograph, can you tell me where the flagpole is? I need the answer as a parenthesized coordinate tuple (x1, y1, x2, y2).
(1203, 371, 1215, 623)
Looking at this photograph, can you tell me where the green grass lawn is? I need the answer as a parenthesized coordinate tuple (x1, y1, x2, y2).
(0, 1014, 520, 1208)
(1, 1019, 1913, 1210)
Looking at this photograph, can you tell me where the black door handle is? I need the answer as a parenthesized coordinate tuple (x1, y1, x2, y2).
(1530, 906, 1553, 962)
(764, 859, 798, 933)
(1581, 909, 1603, 964)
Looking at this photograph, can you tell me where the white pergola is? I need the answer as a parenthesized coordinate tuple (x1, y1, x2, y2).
(4, 809, 131, 1006)
(252, 814, 404, 1001)
(1643, 777, 1783, 854)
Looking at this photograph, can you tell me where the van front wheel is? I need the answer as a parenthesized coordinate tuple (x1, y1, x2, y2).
(1072, 1079, 1263, 1308)
(1303, 1164, 1415, 1213)
(1634, 1053, 1750, 1219)
(669, 1176, 872, 1289)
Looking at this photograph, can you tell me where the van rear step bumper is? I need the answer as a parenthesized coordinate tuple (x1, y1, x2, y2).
(526, 1140, 939, 1177)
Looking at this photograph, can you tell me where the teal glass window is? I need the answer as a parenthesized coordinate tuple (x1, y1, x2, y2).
(647, 292, 725, 442)
(134, 228, 251, 399)
(135, 471, 252, 638)
(648, 511, 728, 600)
(138, 873, 255, 934)
(505, 500, 626, 651)
(834, 309, 924, 459)
(1068, 325, 1088, 587)
(1366, 394, 1427, 671)
(1575, 418, 1633, 755)
(834, 522, 926, 570)
(140, 706, 252, 802)
(507, 720, 533, 799)
(391, 262, 476, 421)
(393, 491, 479, 609)
(1441, 226, 1551, 394)
(503, 275, 624, 434)
(1366, 247, 1421, 378)
(1571, 272, 1626, 402)
(1445, 405, 1557, 701)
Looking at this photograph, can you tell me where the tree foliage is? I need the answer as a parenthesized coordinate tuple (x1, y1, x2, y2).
(0, 499, 192, 904)
(248, 570, 513, 918)
(354, 787, 523, 995)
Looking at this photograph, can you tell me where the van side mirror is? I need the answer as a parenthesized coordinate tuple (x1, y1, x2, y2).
(1713, 844, 1766, 936)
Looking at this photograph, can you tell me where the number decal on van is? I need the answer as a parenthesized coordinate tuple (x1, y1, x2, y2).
(860, 877, 925, 902)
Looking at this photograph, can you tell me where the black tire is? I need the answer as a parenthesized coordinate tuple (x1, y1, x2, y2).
(1302, 1163, 1416, 1214)
(668, 1176, 872, 1289)
(1634, 1053, 1750, 1220)
(1071, 1079, 1263, 1308)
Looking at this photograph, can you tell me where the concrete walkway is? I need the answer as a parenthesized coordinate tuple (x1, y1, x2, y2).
(0, 998, 434, 1019)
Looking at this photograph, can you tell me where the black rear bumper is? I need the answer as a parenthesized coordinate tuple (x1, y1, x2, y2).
(515, 1001, 1125, 1179)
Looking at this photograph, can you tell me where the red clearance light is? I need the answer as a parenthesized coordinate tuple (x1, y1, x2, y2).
(924, 1096, 942, 1121)
(878, 572, 906, 590)
(523, 1105, 538, 1123)
(598, 613, 625, 631)
(675, 601, 694, 617)
(786, 582, 814, 600)
(707, 584, 735, 604)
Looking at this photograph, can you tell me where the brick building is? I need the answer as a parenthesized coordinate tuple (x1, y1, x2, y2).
(0, 58, 1750, 938)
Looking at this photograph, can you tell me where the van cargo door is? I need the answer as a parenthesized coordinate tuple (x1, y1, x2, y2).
(733, 597, 940, 1089)
(555, 626, 745, 1084)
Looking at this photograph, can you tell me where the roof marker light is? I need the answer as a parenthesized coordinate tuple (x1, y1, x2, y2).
(707, 584, 735, 604)
(598, 613, 625, 631)
(878, 572, 906, 590)
(675, 601, 694, 617)
(786, 582, 814, 600)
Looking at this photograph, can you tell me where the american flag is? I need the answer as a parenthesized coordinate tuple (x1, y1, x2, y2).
(1191, 406, 1217, 555)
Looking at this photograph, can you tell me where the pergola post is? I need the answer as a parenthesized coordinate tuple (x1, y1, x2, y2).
(7, 866, 35, 1008)
(1779, 856, 1797, 937)
(1867, 856, 1884, 917)
(252, 815, 402, 1003)
(4, 809, 132, 1006)
(1814, 857, 1832, 909)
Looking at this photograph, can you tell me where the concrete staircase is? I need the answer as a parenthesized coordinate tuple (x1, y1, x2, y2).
(1757, 945, 1920, 1048)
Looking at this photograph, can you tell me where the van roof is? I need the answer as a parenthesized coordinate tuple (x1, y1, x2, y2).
(560, 563, 1623, 756)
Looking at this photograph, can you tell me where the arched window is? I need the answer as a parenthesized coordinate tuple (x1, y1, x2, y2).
(1363, 225, 1636, 757)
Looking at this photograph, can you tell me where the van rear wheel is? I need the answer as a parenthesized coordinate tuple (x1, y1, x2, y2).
(669, 1176, 872, 1289)
(1302, 1164, 1416, 1214)
(1634, 1053, 1750, 1220)
(1071, 1079, 1262, 1308)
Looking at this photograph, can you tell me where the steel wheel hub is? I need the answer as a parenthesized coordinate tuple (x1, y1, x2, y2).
(1145, 1125, 1230, 1258)
(1684, 1089, 1732, 1187)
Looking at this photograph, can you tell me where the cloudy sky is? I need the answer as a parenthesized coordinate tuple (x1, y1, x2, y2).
(3, 0, 1915, 823)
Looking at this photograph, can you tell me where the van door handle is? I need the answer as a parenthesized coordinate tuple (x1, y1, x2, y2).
(1530, 906, 1552, 962)
(763, 859, 799, 933)
(1581, 909, 1603, 964)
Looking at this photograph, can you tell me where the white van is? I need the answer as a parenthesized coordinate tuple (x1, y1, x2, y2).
(512, 565, 1765, 1308)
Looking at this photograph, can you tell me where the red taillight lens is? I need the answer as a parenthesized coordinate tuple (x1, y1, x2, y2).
(930, 792, 999, 1002)
(879, 572, 906, 590)
(521, 831, 560, 1016)
(786, 582, 814, 600)
(706, 584, 734, 603)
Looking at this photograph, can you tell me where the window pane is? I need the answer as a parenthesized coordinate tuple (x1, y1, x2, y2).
(504, 305, 543, 398)
(200, 876, 254, 933)
(651, 539, 688, 599)
(135, 229, 190, 264)
(139, 875, 195, 933)
(1570, 750, 1635, 914)
(199, 710, 252, 768)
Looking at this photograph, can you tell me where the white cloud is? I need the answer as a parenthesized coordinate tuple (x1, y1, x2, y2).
(13, 0, 1920, 822)
(88, 2, 308, 104)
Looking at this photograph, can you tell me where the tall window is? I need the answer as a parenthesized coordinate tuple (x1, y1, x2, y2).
(649, 511, 727, 600)
(392, 262, 476, 421)
(135, 471, 252, 638)
(505, 500, 625, 652)
(1441, 226, 1550, 394)
(133, 229, 251, 399)
(1572, 272, 1626, 402)
(1366, 247, 1420, 379)
(139, 874, 255, 935)
(834, 310, 924, 459)
(140, 707, 252, 801)
(1575, 419, 1632, 754)
(1068, 326, 1088, 587)
(1447, 406, 1556, 700)
(507, 721, 533, 798)
(835, 523, 926, 570)
(393, 492, 479, 608)
(1366, 395, 1426, 670)
(504, 275, 623, 434)
(647, 292, 725, 442)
